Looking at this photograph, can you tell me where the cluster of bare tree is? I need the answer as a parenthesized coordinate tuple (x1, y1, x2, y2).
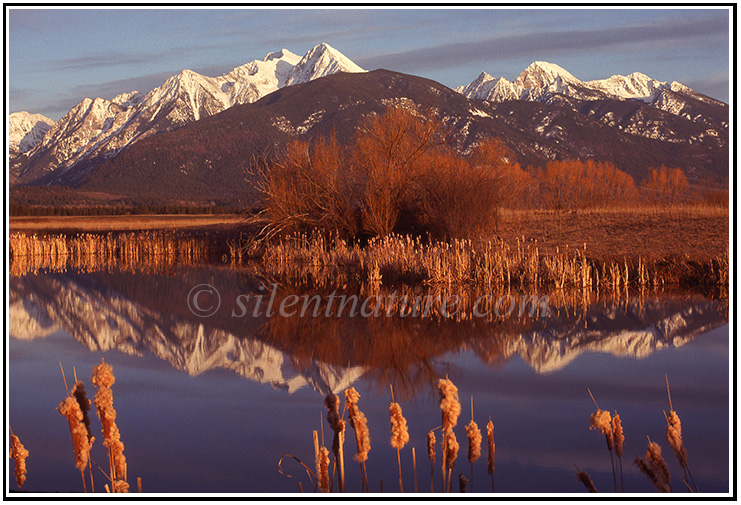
(254, 106, 693, 241)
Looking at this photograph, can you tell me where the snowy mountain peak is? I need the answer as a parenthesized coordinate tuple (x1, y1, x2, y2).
(112, 90, 144, 108)
(9, 111, 55, 154)
(284, 43, 366, 86)
(263, 48, 298, 62)
(11, 43, 367, 185)
(586, 72, 668, 102)
(515, 61, 578, 89)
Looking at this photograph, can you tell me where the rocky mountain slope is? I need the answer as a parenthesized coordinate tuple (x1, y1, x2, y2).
(10, 43, 364, 185)
(71, 68, 727, 202)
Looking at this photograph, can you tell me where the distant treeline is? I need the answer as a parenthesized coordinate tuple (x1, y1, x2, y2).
(9, 204, 244, 217)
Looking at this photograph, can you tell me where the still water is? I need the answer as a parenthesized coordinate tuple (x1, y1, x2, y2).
(8, 266, 730, 494)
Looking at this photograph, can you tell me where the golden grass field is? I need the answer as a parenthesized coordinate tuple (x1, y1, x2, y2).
(9, 206, 728, 262)
(9, 214, 247, 233)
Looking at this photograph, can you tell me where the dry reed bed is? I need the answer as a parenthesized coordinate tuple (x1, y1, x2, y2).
(286, 378, 704, 494)
(9, 231, 214, 275)
(257, 233, 728, 294)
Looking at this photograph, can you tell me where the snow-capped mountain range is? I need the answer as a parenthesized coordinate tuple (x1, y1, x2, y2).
(455, 61, 727, 127)
(10, 43, 364, 184)
(9, 45, 727, 189)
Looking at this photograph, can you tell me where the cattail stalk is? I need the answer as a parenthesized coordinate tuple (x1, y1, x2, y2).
(412, 447, 418, 493)
(576, 468, 598, 493)
(389, 386, 409, 493)
(486, 417, 495, 493)
(588, 390, 616, 493)
(459, 472, 468, 493)
(9, 430, 29, 491)
(58, 396, 92, 492)
(325, 394, 345, 492)
(612, 413, 624, 492)
(445, 430, 459, 493)
(646, 439, 671, 488)
(344, 387, 370, 492)
(91, 359, 128, 492)
(318, 446, 330, 493)
(438, 378, 461, 493)
(665, 375, 697, 491)
(465, 397, 482, 492)
(427, 429, 436, 493)
(72, 376, 96, 493)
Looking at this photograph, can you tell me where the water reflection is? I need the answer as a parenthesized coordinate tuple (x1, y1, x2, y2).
(9, 266, 728, 401)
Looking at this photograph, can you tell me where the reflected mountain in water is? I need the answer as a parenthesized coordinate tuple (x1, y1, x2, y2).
(9, 267, 727, 396)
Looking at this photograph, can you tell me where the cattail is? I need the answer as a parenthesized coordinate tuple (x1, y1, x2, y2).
(58, 396, 91, 472)
(113, 480, 130, 493)
(459, 473, 468, 493)
(91, 359, 127, 489)
(427, 430, 436, 464)
(318, 446, 330, 493)
(325, 394, 345, 454)
(345, 387, 370, 492)
(589, 409, 613, 451)
(427, 429, 436, 493)
(466, 420, 482, 464)
(576, 471, 598, 492)
(486, 419, 495, 475)
(438, 379, 461, 432)
(646, 440, 671, 486)
(445, 430, 459, 470)
(666, 410, 687, 466)
(9, 432, 29, 491)
(389, 402, 409, 450)
(612, 413, 625, 492)
(72, 381, 94, 444)
(612, 413, 624, 459)
(344, 388, 370, 463)
(634, 457, 671, 493)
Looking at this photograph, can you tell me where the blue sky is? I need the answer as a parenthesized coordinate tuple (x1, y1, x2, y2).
(8, 7, 731, 121)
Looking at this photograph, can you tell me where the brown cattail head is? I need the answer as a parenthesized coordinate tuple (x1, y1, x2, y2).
(486, 419, 495, 475)
(589, 409, 613, 451)
(466, 420, 482, 464)
(91, 359, 115, 389)
(344, 387, 361, 421)
(634, 456, 671, 493)
(438, 379, 461, 433)
(612, 413, 624, 459)
(325, 394, 345, 454)
(389, 402, 409, 450)
(9, 433, 29, 490)
(459, 473, 469, 493)
(58, 396, 92, 471)
(445, 430, 459, 470)
(71, 381, 94, 444)
(427, 430, 436, 464)
(318, 446, 330, 493)
(666, 410, 688, 466)
(646, 440, 671, 486)
(325, 394, 341, 431)
(344, 387, 370, 463)
(91, 359, 127, 483)
(113, 480, 130, 493)
(576, 471, 598, 493)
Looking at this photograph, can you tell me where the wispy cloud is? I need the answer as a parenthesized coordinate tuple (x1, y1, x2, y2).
(356, 15, 728, 72)
(50, 51, 155, 71)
